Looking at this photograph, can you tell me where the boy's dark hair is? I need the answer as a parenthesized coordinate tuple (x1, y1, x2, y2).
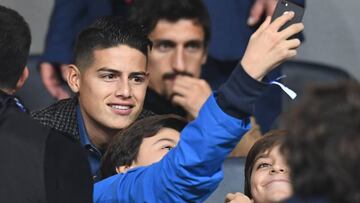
(0, 5, 31, 89)
(74, 16, 152, 70)
(283, 82, 360, 203)
(100, 114, 187, 179)
(129, 0, 211, 47)
(244, 129, 287, 198)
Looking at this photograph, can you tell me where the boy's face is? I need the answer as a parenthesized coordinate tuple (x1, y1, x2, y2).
(147, 19, 207, 99)
(132, 127, 180, 167)
(72, 45, 149, 134)
(250, 145, 292, 203)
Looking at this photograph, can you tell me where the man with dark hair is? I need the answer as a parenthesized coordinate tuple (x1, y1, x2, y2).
(0, 5, 92, 202)
(94, 12, 304, 202)
(130, 0, 212, 119)
(130, 0, 264, 157)
(32, 16, 154, 180)
(283, 82, 360, 203)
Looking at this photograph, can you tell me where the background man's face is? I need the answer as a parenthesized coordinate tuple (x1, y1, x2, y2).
(77, 45, 148, 132)
(148, 19, 207, 99)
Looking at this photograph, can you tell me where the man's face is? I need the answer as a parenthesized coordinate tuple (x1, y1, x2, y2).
(250, 145, 293, 203)
(133, 127, 180, 167)
(76, 45, 148, 133)
(148, 19, 207, 99)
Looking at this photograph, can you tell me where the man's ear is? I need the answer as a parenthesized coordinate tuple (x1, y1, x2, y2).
(115, 165, 132, 174)
(15, 66, 29, 91)
(201, 50, 208, 65)
(67, 65, 81, 93)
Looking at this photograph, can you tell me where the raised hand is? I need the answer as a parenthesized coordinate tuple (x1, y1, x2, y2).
(241, 12, 304, 81)
(171, 75, 212, 119)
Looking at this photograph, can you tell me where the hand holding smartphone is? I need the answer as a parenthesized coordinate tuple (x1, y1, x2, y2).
(272, 0, 304, 38)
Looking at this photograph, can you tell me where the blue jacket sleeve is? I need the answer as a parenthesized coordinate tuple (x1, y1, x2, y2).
(94, 65, 269, 202)
(41, 0, 111, 64)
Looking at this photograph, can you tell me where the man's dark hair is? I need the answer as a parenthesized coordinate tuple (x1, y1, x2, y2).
(129, 0, 211, 47)
(74, 16, 152, 70)
(244, 130, 287, 198)
(0, 5, 31, 89)
(100, 114, 187, 179)
(283, 82, 360, 203)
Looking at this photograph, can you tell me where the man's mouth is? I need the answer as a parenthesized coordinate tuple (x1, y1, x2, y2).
(110, 105, 131, 110)
(108, 104, 134, 115)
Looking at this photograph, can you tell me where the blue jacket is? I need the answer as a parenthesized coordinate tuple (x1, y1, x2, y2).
(94, 65, 268, 202)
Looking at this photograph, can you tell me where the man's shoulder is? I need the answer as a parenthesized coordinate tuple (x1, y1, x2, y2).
(31, 97, 80, 141)
(0, 106, 50, 145)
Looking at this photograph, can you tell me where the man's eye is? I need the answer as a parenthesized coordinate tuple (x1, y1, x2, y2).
(154, 42, 174, 52)
(185, 42, 203, 52)
(158, 44, 171, 52)
(101, 74, 117, 81)
(130, 76, 146, 84)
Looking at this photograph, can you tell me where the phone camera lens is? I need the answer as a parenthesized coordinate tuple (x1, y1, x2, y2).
(281, 0, 288, 6)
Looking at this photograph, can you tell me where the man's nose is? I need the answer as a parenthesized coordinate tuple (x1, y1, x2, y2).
(172, 47, 186, 72)
(115, 79, 131, 98)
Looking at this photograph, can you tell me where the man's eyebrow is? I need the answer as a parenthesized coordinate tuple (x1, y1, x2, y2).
(185, 40, 204, 45)
(153, 39, 176, 45)
(97, 67, 120, 73)
(129, 72, 148, 77)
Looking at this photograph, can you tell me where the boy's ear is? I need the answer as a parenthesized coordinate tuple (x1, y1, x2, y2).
(67, 65, 81, 93)
(115, 165, 132, 174)
(15, 66, 29, 91)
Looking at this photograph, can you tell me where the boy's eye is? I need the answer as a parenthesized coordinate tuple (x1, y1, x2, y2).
(162, 146, 173, 151)
(257, 162, 271, 169)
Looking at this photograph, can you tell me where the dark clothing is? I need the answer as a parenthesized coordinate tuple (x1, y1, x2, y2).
(31, 97, 154, 142)
(76, 105, 102, 179)
(144, 88, 187, 117)
(0, 90, 92, 202)
(31, 97, 155, 178)
(285, 196, 330, 203)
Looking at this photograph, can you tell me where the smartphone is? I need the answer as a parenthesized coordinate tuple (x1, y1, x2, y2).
(271, 0, 304, 38)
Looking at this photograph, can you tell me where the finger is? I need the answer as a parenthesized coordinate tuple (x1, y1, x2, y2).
(279, 23, 304, 39)
(60, 64, 70, 81)
(254, 16, 272, 35)
(173, 76, 201, 90)
(56, 88, 71, 100)
(171, 94, 187, 107)
(266, 0, 277, 16)
(270, 11, 294, 31)
(248, 0, 266, 26)
(172, 83, 190, 97)
(282, 38, 301, 50)
(225, 193, 236, 201)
